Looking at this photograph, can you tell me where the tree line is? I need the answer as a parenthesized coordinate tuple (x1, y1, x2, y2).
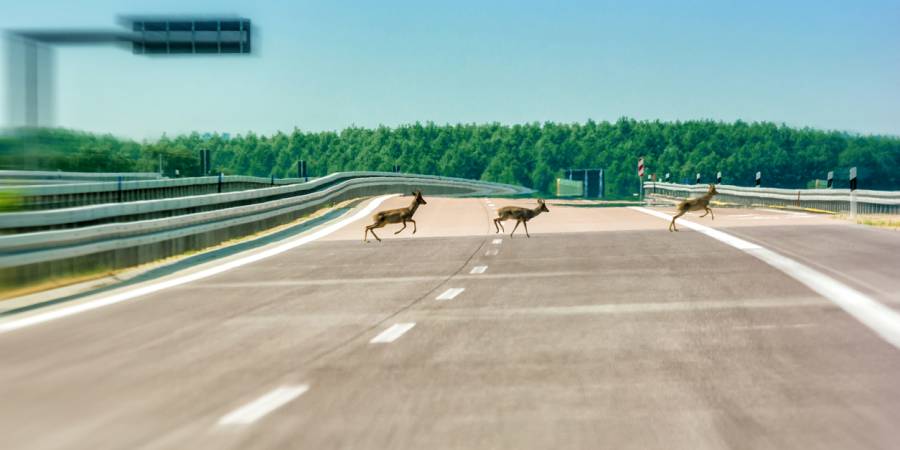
(2, 119, 898, 196)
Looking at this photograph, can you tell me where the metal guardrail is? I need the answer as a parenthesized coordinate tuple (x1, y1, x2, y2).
(645, 182, 900, 216)
(2, 174, 304, 210)
(0, 170, 162, 182)
(0, 173, 531, 290)
(0, 172, 528, 232)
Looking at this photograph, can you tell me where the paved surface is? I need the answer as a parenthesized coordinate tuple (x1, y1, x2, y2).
(1, 196, 899, 449)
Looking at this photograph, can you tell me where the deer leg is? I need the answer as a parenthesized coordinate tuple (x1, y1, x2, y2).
(510, 219, 521, 237)
(495, 218, 505, 233)
(669, 211, 685, 232)
(699, 209, 710, 218)
(365, 222, 384, 242)
(410, 219, 417, 234)
(708, 208, 714, 220)
(394, 220, 407, 234)
(523, 220, 531, 238)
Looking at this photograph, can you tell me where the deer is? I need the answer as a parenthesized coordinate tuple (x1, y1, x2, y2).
(493, 199, 550, 238)
(669, 184, 718, 232)
(364, 191, 427, 242)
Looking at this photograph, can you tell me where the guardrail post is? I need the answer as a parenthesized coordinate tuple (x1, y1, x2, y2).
(218, 172, 223, 193)
(117, 176, 123, 203)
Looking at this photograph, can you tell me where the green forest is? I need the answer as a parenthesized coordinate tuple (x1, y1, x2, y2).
(2, 119, 899, 196)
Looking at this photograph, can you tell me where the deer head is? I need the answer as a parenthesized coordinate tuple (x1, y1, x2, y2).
(707, 184, 718, 196)
(413, 191, 427, 205)
(537, 198, 549, 213)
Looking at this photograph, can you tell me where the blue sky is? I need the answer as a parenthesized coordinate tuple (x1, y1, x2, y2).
(2, 0, 898, 139)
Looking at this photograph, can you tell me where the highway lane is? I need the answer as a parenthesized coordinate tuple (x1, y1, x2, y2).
(0, 201, 495, 449)
(1, 197, 899, 449)
(649, 206, 900, 310)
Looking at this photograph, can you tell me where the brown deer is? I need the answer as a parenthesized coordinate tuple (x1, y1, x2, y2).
(493, 199, 550, 238)
(669, 184, 718, 232)
(364, 191, 427, 242)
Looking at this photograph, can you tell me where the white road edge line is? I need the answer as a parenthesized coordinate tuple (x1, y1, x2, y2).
(630, 206, 900, 349)
(218, 385, 309, 426)
(369, 322, 416, 343)
(0, 195, 399, 334)
(491, 239, 503, 245)
(436, 288, 465, 301)
(470, 265, 488, 274)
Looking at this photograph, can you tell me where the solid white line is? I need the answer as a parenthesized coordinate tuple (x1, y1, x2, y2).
(733, 323, 815, 330)
(485, 248, 499, 256)
(369, 322, 416, 343)
(218, 385, 309, 426)
(0, 195, 399, 334)
(436, 288, 465, 301)
(632, 207, 761, 250)
(763, 208, 810, 216)
(470, 265, 488, 274)
(491, 238, 503, 245)
(630, 206, 900, 349)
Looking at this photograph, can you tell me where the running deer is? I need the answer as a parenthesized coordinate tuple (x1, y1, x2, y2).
(493, 199, 549, 238)
(364, 191, 427, 242)
(669, 184, 718, 232)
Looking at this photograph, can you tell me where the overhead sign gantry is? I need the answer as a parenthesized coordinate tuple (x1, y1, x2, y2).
(5, 16, 253, 127)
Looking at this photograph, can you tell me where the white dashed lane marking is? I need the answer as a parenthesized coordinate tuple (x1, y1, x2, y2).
(470, 265, 488, 274)
(370, 323, 416, 343)
(218, 385, 310, 426)
(436, 288, 465, 301)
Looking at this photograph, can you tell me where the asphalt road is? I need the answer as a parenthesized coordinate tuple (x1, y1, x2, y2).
(1, 196, 899, 449)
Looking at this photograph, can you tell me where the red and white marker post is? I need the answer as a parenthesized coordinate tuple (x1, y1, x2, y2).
(637, 157, 645, 200)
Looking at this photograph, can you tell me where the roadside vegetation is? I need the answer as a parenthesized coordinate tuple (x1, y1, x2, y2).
(2, 118, 898, 196)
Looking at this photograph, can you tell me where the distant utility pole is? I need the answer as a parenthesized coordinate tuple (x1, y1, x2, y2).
(199, 149, 211, 176)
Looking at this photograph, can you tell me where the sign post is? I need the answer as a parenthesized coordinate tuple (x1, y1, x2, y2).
(850, 167, 858, 219)
(695, 173, 701, 185)
(827, 171, 834, 189)
(716, 171, 722, 184)
(755, 171, 761, 187)
(297, 160, 308, 182)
